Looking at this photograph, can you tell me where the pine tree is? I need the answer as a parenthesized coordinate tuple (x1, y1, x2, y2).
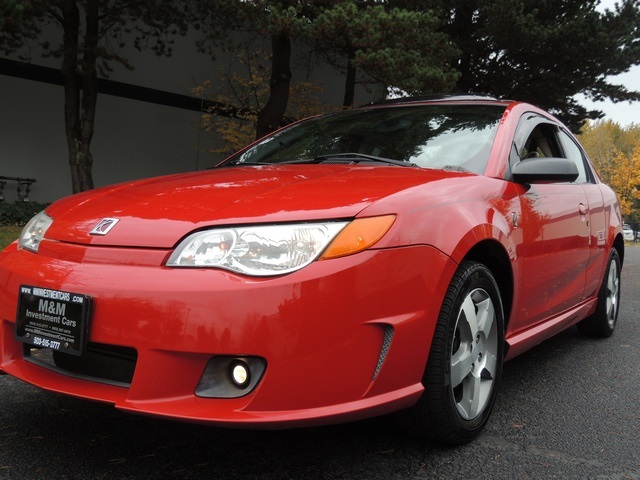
(426, 0, 640, 131)
(302, 1, 459, 107)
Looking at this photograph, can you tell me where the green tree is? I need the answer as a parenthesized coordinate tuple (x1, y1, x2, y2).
(196, 0, 459, 138)
(199, 0, 640, 139)
(391, 0, 640, 131)
(0, 0, 190, 193)
(303, 1, 459, 107)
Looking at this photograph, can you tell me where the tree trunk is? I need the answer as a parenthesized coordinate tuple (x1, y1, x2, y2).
(450, 4, 476, 93)
(256, 30, 292, 139)
(342, 39, 357, 108)
(343, 54, 357, 108)
(60, 0, 97, 194)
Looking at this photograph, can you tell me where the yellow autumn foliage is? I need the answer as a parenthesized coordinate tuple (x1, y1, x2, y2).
(578, 120, 640, 220)
(609, 145, 640, 217)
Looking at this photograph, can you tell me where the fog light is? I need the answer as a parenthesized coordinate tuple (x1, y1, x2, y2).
(196, 356, 267, 398)
(231, 361, 250, 388)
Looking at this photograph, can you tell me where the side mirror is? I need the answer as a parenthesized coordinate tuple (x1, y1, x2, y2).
(511, 157, 579, 184)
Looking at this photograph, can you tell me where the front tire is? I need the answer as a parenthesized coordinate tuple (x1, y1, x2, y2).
(399, 261, 505, 445)
(577, 248, 621, 338)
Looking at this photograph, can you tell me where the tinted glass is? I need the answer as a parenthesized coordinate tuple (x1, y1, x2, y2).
(225, 105, 506, 174)
(558, 130, 590, 183)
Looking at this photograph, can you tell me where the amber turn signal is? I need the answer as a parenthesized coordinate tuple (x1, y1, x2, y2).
(320, 215, 396, 260)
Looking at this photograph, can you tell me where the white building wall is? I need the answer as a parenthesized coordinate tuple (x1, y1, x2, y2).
(1, 74, 218, 203)
(1, 32, 381, 204)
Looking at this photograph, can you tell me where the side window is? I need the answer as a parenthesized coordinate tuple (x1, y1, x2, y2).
(510, 114, 587, 184)
(557, 130, 589, 183)
(519, 124, 562, 160)
(509, 114, 557, 178)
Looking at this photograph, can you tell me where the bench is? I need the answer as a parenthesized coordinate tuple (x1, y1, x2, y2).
(0, 176, 37, 202)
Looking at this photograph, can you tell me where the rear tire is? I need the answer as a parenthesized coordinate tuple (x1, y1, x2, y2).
(398, 261, 505, 445)
(577, 248, 621, 338)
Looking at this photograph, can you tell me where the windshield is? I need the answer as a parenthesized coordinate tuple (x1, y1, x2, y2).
(223, 104, 505, 174)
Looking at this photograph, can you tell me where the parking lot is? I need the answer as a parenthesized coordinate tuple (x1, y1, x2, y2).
(1, 246, 639, 479)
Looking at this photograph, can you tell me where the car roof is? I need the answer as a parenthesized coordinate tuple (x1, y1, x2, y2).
(368, 94, 512, 106)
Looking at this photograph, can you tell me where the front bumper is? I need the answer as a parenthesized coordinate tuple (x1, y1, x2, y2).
(0, 239, 455, 427)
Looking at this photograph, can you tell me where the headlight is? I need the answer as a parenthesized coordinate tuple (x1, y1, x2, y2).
(18, 211, 53, 253)
(167, 222, 349, 276)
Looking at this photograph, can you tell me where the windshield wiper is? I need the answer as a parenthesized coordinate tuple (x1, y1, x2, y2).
(220, 153, 417, 168)
(219, 161, 277, 167)
(314, 153, 417, 167)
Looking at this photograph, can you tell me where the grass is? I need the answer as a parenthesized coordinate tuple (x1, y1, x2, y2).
(0, 225, 23, 250)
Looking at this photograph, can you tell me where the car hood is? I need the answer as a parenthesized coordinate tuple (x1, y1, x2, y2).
(45, 165, 470, 248)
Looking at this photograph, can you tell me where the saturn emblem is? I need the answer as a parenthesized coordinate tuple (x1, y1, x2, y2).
(89, 218, 119, 235)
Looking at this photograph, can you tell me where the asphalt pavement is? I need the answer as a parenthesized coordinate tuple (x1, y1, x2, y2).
(1, 246, 639, 479)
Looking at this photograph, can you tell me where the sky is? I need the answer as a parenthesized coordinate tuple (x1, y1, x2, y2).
(578, 66, 640, 127)
(579, 0, 640, 126)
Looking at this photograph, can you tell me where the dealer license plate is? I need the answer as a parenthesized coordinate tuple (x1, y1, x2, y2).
(15, 285, 91, 356)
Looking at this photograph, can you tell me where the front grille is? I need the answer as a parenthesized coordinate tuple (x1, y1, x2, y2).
(25, 342, 137, 387)
(373, 326, 394, 380)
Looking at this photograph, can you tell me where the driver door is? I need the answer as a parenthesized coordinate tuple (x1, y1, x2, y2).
(510, 115, 591, 331)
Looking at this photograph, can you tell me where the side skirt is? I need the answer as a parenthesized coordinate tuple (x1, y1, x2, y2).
(504, 298, 598, 361)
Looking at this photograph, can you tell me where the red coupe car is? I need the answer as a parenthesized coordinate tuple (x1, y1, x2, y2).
(0, 96, 624, 445)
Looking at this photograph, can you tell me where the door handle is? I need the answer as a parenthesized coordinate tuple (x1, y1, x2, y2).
(579, 203, 587, 215)
(579, 203, 589, 225)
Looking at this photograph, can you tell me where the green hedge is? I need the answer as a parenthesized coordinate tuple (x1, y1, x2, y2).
(0, 202, 49, 226)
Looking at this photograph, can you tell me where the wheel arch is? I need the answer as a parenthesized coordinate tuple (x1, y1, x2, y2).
(613, 233, 625, 267)
(461, 240, 514, 332)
